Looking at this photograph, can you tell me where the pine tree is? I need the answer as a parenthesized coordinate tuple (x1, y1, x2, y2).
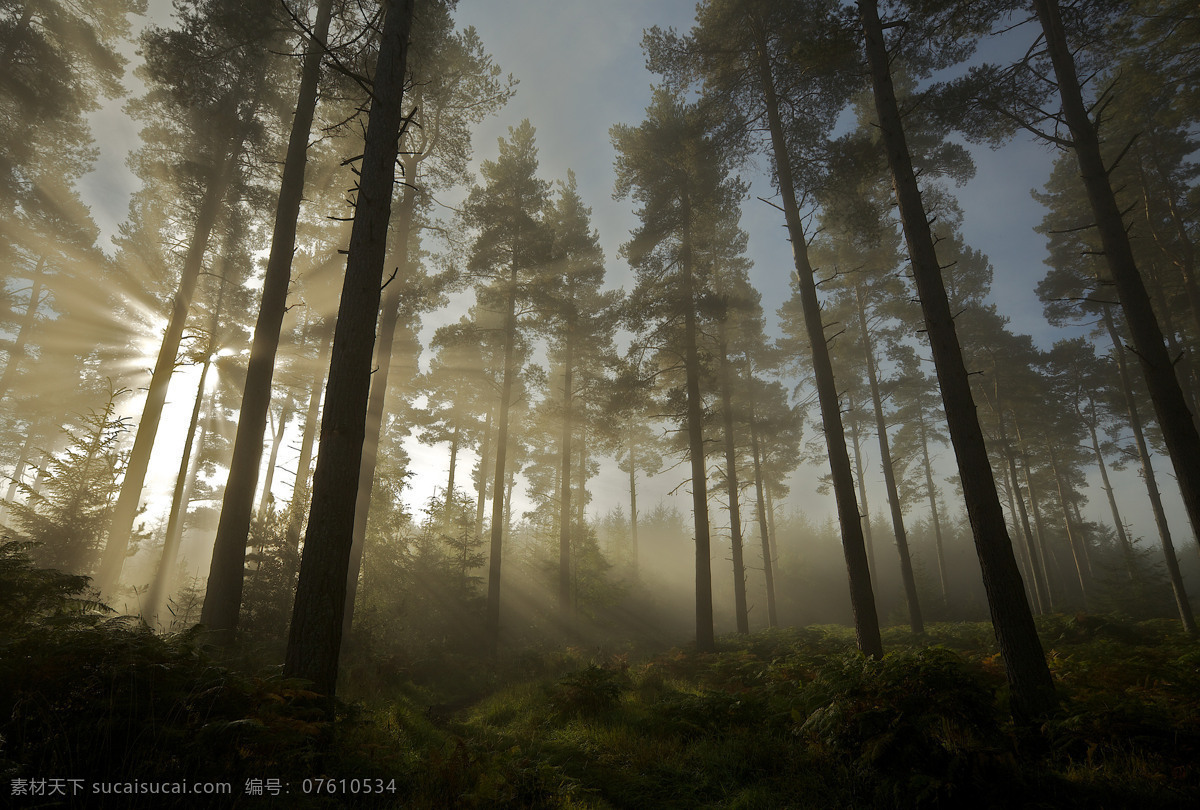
(613, 89, 745, 652)
(462, 120, 551, 655)
(283, 0, 416, 698)
(858, 0, 1056, 720)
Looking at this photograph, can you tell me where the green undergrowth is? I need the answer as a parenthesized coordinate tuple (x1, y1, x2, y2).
(389, 621, 1200, 808)
(2, 546, 1198, 808)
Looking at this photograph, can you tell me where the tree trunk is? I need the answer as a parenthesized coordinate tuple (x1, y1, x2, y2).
(917, 409, 950, 607)
(765, 481, 779, 566)
(0, 256, 46, 402)
(1081, 397, 1134, 577)
(1104, 307, 1196, 633)
(443, 421, 460, 520)
(998, 424, 1048, 614)
(282, 0, 414, 698)
(342, 163, 419, 642)
(846, 391, 877, 578)
(718, 324, 749, 634)
(1047, 443, 1090, 609)
(750, 410, 778, 627)
(256, 397, 293, 520)
(558, 314, 575, 616)
(201, 0, 333, 636)
(98, 140, 238, 597)
(286, 319, 334, 550)
(860, 0, 1054, 720)
(994, 398, 1051, 612)
(753, 22, 880, 657)
(475, 405, 493, 541)
(485, 271, 520, 655)
(1035, 0, 1200, 573)
(1017, 434, 1061, 604)
(855, 280, 923, 633)
(680, 194, 715, 653)
(145, 356, 211, 624)
(628, 442, 639, 577)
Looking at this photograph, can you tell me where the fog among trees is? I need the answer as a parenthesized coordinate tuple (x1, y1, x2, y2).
(2, 1, 1199, 806)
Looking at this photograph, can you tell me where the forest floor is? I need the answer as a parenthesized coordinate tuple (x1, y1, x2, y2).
(3, 596, 1199, 808)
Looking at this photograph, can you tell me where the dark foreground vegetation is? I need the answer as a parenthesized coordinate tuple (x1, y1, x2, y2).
(3, 544, 1197, 809)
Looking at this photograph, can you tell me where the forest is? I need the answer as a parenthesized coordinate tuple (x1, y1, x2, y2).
(1, 0, 1199, 807)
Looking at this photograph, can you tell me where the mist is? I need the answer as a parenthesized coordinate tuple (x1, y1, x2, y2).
(1, 1, 1198, 807)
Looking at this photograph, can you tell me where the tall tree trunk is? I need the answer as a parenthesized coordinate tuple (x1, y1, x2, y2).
(1081, 398, 1134, 577)
(1047, 443, 1090, 608)
(475, 405, 493, 541)
(257, 397, 293, 520)
(202, 0, 333, 635)
(1034, 0, 1200, 571)
(485, 272, 520, 655)
(1017, 435, 1061, 604)
(443, 422, 461, 519)
(846, 391, 877, 578)
(680, 194, 715, 653)
(1104, 307, 1196, 632)
(749, 411, 777, 627)
(855, 281, 923, 633)
(98, 140, 238, 597)
(145, 357, 211, 624)
(765, 481, 779, 566)
(917, 409, 950, 607)
(717, 324, 749, 634)
(860, 0, 1054, 720)
(627, 442, 639, 577)
(558, 316, 575, 616)
(342, 163, 419, 641)
(0, 256, 45, 402)
(282, 0, 414, 698)
(753, 21, 880, 657)
(286, 319, 334, 550)
(995, 400, 1051, 613)
(148, 247, 233, 622)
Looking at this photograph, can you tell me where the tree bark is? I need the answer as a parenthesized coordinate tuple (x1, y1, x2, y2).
(860, 0, 1054, 720)
(201, 0, 333, 636)
(283, 0, 414, 698)
(342, 165, 418, 642)
(1034, 0, 1200, 575)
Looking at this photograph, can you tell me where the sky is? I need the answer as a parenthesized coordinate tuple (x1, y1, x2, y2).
(75, 1, 1191, 584)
